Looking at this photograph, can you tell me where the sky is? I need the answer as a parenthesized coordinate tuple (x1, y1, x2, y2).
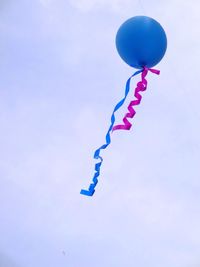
(0, 0, 200, 266)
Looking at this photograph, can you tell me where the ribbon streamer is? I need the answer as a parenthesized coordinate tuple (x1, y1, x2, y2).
(80, 67, 159, 196)
(80, 69, 142, 196)
(112, 67, 160, 132)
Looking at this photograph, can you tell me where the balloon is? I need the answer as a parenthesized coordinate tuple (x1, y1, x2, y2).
(81, 16, 167, 197)
(116, 16, 167, 69)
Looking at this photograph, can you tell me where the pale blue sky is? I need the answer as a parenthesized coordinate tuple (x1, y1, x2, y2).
(0, 0, 200, 266)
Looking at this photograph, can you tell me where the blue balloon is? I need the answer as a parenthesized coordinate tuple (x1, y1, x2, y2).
(116, 16, 167, 69)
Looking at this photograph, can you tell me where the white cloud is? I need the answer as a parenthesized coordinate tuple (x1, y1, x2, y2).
(68, 0, 138, 13)
(39, 0, 54, 7)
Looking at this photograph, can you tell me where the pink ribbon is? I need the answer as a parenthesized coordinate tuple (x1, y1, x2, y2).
(112, 67, 160, 132)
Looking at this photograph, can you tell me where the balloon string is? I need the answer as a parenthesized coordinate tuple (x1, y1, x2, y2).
(112, 67, 160, 132)
(80, 69, 142, 196)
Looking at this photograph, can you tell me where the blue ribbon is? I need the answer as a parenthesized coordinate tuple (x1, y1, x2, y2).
(80, 70, 142, 196)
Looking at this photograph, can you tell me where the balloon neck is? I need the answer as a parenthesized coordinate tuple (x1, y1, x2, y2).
(142, 66, 148, 71)
(142, 66, 160, 75)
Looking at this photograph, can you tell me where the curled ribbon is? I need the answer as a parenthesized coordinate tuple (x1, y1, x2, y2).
(80, 67, 159, 197)
(112, 67, 160, 132)
(80, 69, 142, 196)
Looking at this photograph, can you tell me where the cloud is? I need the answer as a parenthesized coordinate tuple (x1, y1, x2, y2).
(68, 0, 138, 13)
(38, 0, 55, 8)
